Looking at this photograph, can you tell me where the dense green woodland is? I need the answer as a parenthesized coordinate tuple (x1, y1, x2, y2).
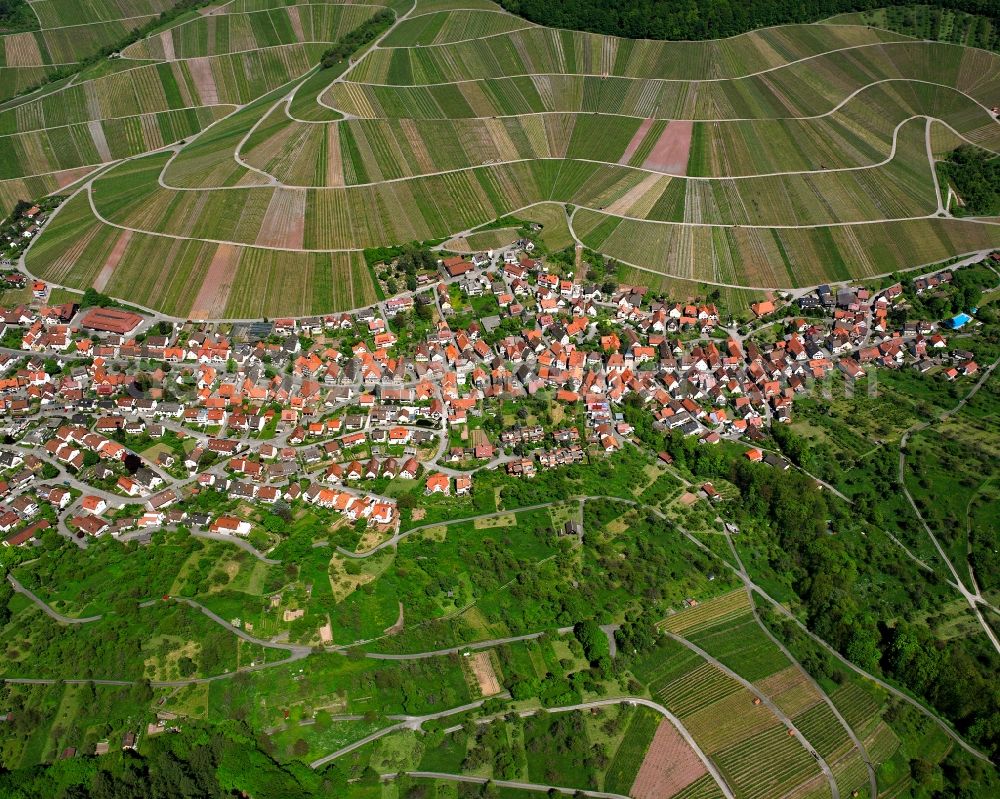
(0, 0, 36, 33)
(938, 147, 1000, 217)
(499, 0, 998, 40)
(0, 722, 353, 799)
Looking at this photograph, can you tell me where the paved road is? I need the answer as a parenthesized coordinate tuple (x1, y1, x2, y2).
(926, 117, 948, 217)
(7, 572, 309, 656)
(336, 500, 560, 559)
(188, 529, 280, 564)
(448, 697, 735, 799)
(4, 486, 993, 763)
(359, 626, 574, 660)
(596, 497, 996, 765)
(228, 110, 932, 186)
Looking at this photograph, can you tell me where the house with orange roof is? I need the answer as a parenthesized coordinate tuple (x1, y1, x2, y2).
(425, 473, 449, 494)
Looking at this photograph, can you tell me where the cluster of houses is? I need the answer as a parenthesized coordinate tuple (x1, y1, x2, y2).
(0, 246, 990, 547)
(1, 203, 51, 258)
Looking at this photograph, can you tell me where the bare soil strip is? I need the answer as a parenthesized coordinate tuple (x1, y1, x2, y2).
(257, 187, 306, 249)
(642, 121, 694, 175)
(467, 651, 501, 696)
(604, 173, 669, 217)
(190, 242, 238, 319)
(188, 57, 219, 105)
(325, 125, 346, 187)
(54, 166, 98, 189)
(630, 718, 708, 799)
(286, 6, 304, 43)
(87, 120, 112, 162)
(619, 117, 653, 164)
(161, 31, 176, 61)
(384, 602, 404, 635)
(93, 228, 132, 292)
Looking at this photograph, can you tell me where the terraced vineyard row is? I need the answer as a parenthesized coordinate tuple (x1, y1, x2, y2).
(329, 42, 1000, 121)
(122, 3, 383, 60)
(6, 0, 1000, 316)
(352, 21, 907, 84)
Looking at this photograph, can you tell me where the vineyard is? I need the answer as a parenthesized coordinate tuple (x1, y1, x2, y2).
(5, 0, 1000, 316)
(0, 0, 178, 102)
(640, 601, 896, 799)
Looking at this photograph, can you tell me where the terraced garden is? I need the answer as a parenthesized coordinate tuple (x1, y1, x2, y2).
(4, 0, 1000, 316)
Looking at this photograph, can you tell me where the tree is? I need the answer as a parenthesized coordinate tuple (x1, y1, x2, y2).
(407, 298, 434, 322)
(573, 619, 609, 663)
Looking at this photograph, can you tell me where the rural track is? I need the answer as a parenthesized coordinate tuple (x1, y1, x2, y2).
(308, 697, 497, 768)
(5, 574, 104, 625)
(727, 533, 879, 797)
(79, 173, 999, 253)
(663, 632, 840, 799)
(311, 695, 735, 799)
(355, 627, 575, 660)
(160, 109, 999, 193)
(896, 358, 1000, 655)
(328, 490, 995, 763)
(573, 496, 997, 764)
(17, 116, 1000, 314)
(334, 500, 560, 559)
(345, 39, 1000, 87)
(385, 772, 630, 799)
(4, 487, 993, 764)
(6, 573, 309, 656)
(440, 697, 735, 799)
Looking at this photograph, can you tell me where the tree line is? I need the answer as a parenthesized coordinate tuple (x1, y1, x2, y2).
(498, 0, 999, 42)
(320, 10, 395, 69)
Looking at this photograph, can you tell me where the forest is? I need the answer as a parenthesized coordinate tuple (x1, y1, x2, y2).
(0, 721, 352, 799)
(0, 0, 35, 32)
(938, 146, 1000, 217)
(498, 0, 999, 41)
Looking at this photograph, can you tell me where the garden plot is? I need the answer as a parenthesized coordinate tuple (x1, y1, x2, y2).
(659, 589, 749, 635)
(464, 651, 501, 697)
